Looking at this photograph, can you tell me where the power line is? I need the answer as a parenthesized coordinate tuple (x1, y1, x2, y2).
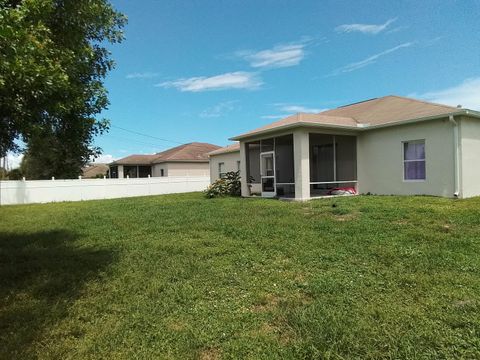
(110, 125, 187, 145)
(108, 125, 222, 151)
(104, 134, 168, 150)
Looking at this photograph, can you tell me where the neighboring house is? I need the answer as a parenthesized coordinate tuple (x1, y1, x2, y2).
(230, 95, 480, 200)
(109, 142, 220, 178)
(82, 163, 109, 178)
(208, 143, 240, 183)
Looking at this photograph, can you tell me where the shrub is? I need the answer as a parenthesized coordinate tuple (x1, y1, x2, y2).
(205, 171, 241, 198)
(7, 168, 23, 180)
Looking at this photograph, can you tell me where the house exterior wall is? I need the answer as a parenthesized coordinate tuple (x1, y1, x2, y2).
(152, 163, 168, 177)
(162, 162, 210, 177)
(357, 118, 456, 197)
(209, 151, 240, 183)
(460, 116, 480, 198)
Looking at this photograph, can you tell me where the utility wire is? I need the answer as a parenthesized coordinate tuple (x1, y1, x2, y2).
(110, 125, 187, 145)
(108, 125, 223, 151)
(104, 134, 169, 150)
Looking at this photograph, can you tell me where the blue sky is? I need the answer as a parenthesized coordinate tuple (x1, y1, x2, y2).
(91, 0, 480, 162)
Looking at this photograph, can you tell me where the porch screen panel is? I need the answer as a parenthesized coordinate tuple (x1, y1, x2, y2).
(123, 166, 138, 178)
(138, 166, 152, 178)
(335, 135, 357, 181)
(275, 135, 294, 183)
(246, 141, 261, 183)
(261, 138, 274, 152)
(109, 166, 118, 178)
(310, 134, 334, 182)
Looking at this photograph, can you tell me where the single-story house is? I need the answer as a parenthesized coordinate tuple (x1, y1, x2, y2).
(82, 163, 109, 178)
(109, 142, 221, 178)
(208, 143, 240, 183)
(229, 95, 480, 200)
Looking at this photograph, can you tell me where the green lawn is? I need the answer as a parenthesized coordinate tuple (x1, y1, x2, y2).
(1, 193, 479, 359)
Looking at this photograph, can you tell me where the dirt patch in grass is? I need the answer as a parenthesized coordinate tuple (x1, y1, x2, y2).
(452, 299, 476, 309)
(167, 320, 187, 332)
(333, 213, 358, 222)
(251, 294, 281, 313)
(199, 347, 221, 360)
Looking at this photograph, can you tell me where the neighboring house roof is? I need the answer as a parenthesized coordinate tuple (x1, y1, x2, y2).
(82, 163, 109, 178)
(231, 95, 480, 140)
(110, 154, 158, 165)
(111, 142, 221, 165)
(208, 142, 240, 156)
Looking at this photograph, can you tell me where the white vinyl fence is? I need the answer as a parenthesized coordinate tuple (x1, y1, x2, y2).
(0, 176, 210, 205)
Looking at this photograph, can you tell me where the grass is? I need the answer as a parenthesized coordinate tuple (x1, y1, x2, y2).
(0, 193, 479, 359)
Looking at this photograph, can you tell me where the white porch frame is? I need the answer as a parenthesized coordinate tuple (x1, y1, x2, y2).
(260, 150, 276, 197)
(241, 129, 357, 200)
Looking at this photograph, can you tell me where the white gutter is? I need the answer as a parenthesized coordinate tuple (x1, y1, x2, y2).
(449, 115, 460, 197)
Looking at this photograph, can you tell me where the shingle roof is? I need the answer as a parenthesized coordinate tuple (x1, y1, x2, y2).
(321, 95, 457, 125)
(151, 142, 221, 163)
(82, 163, 109, 178)
(111, 142, 221, 165)
(208, 142, 240, 156)
(111, 154, 158, 165)
(231, 95, 470, 140)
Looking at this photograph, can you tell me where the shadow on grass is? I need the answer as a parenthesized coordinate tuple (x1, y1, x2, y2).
(0, 230, 114, 358)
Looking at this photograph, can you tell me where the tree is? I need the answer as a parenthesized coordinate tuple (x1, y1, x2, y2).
(0, 0, 126, 178)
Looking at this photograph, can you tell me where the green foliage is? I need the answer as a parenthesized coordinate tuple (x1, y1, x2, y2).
(0, 193, 480, 358)
(0, 0, 126, 178)
(205, 171, 241, 198)
(6, 167, 23, 179)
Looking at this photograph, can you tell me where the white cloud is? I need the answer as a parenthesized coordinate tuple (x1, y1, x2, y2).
(261, 115, 285, 119)
(278, 105, 327, 113)
(329, 42, 413, 76)
(3, 153, 24, 170)
(336, 18, 397, 35)
(92, 154, 116, 164)
(126, 72, 159, 79)
(239, 42, 308, 69)
(156, 72, 262, 92)
(261, 103, 327, 120)
(200, 100, 238, 118)
(411, 78, 480, 111)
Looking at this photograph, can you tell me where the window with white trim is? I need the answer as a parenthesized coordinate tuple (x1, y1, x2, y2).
(403, 140, 426, 181)
(218, 162, 226, 178)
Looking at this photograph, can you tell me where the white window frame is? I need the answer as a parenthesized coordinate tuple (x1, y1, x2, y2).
(218, 162, 226, 178)
(402, 139, 426, 182)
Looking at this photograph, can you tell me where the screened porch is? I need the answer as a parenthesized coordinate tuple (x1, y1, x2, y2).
(244, 132, 357, 199)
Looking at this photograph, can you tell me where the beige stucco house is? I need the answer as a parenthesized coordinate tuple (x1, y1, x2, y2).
(109, 142, 220, 178)
(208, 143, 240, 183)
(230, 95, 480, 200)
